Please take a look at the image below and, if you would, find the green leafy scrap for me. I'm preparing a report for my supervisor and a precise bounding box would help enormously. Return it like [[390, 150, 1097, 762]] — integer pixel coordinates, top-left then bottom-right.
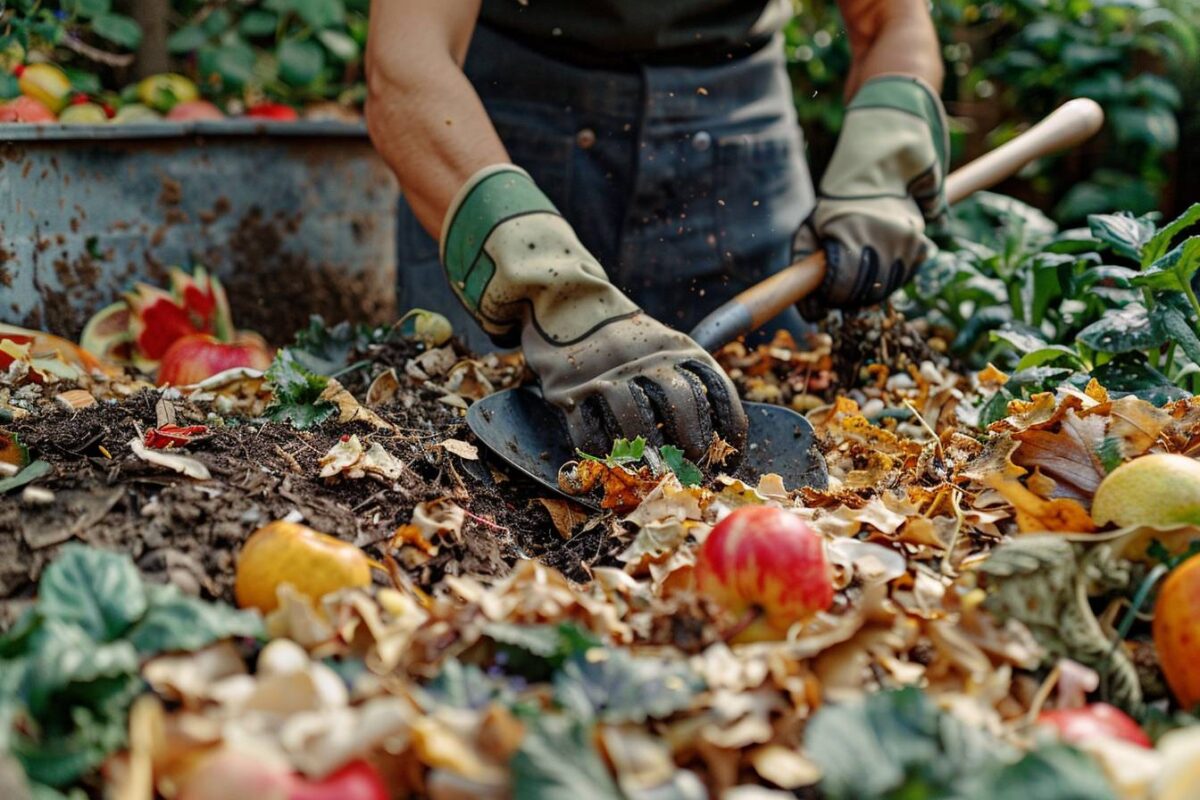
[[658, 445, 703, 487], [0, 545, 263, 788], [553, 647, 704, 724], [806, 687, 1115, 800], [577, 436, 646, 467], [290, 315, 391, 376], [264, 348, 336, 429], [510, 714, 623, 800]]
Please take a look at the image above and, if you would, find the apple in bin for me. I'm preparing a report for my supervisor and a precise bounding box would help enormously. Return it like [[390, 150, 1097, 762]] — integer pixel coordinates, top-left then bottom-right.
[[156, 333, 273, 386], [695, 506, 834, 642]]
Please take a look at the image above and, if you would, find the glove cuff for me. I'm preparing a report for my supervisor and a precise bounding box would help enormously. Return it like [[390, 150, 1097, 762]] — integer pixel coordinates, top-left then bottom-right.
[[440, 164, 560, 313]]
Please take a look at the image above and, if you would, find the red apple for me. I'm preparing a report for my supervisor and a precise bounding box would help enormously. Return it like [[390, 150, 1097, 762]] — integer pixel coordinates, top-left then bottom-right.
[[695, 506, 833, 642], [156, 332, 273, 386], [0, 95, 56, 123], [179, 750, 388, 800], [1038, 703, 1151, 748], [246, 102, 299, 121], [166, 99, 225, 121]]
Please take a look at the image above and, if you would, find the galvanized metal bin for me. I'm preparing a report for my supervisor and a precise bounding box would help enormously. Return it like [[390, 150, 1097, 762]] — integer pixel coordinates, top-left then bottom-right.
[[0, 120, 398, 343]]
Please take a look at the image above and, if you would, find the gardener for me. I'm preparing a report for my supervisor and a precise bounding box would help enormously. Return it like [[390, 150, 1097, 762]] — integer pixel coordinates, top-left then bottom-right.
[[365, 0, 946, 461]]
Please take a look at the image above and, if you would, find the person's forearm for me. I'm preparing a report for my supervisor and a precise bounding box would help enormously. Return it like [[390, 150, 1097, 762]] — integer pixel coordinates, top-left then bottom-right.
[[837, 0, 943, 98], [365, 0, 508, 238]]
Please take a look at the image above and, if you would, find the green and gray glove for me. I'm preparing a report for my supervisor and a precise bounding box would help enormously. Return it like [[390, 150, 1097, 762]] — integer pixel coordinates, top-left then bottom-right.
[[794, 74, 949, 317], [440, 165, 747, 460]]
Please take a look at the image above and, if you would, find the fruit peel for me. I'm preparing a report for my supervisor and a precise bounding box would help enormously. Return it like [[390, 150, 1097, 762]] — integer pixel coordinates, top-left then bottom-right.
[[1154, 554, 1200, 710], [1093, 454, 1200, 528], [157, 333, 274, 387], [18, 63, 71, 113]]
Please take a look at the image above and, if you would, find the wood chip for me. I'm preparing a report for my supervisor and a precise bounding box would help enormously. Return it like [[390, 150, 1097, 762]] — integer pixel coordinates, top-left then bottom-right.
[[55, 389, 96, 411]]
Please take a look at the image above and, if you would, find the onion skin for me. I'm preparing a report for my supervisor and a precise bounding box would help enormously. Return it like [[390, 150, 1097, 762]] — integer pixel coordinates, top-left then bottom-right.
[[694, 506, 833, 642]]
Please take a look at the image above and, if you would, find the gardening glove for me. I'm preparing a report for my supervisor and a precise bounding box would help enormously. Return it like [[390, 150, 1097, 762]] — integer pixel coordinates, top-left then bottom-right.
[[440, 164, 748, 461], [794, 74, 949, 318]]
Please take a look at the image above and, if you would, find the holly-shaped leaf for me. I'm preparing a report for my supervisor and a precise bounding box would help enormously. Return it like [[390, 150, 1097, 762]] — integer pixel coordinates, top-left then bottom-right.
[[35, 545, 146, 643]]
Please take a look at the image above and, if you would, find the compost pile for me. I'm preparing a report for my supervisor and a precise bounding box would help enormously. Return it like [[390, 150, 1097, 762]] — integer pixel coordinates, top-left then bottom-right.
[[5, 272, 1200, 799]]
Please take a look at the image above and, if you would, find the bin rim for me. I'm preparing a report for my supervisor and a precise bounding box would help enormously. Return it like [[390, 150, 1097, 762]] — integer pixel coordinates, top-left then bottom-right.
[[0, 119, 368, 141]]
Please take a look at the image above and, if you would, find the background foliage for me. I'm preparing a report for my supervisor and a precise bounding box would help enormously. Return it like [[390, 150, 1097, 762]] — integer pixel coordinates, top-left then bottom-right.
[[785, 0, 1200, 221]]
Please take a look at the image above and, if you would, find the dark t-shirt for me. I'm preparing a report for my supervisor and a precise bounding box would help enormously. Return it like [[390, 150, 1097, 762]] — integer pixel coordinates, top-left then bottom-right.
[[478, 0, 793, 67]]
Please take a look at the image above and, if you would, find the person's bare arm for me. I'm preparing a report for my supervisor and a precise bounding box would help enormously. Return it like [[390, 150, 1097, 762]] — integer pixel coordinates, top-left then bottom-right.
[[365, 0, 509, 237], [837, 0, 943, 98]]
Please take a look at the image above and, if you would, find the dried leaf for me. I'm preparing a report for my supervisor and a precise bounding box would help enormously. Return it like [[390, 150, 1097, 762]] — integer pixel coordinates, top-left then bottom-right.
[[538, 498, 587, 539], [319, 378, 394, 430], [1012, 409, 1107, 501], [439, 438, 479, 461], [366, 368, 401, 407]]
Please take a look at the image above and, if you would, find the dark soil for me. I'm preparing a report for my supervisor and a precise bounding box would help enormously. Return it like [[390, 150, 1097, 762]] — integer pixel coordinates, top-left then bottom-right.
[[0, 342, 622, 623]]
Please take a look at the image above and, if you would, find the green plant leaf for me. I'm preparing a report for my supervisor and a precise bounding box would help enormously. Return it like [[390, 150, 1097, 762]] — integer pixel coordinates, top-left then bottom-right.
[[510, 714, 623, 800], [1151, 304, 1200, 367], [264, 349, 336, 429], [90, 12, 141, 49], [1015, 346, 1085, 370], [578, 436, 646, 467], [1087, 212, 1156, 262], [239, 10, 279, 37], [212, 41, 256, 86], [1090, 353, 1188, 404], [1077, 304, 1167, 354], [0, 460, 51, 494], [1144, 203, 1200, 265], [422, 660, 514, 711], [200, 8, 233, 37], [61, 0, 110, 18], [807, 687, 1004, 800], [1110, 105, 1179, 151], [1133, 237, 1200, 293], [278, 38, 326, 86], [658, 445, 702, 486], [125, 584, 262, 655], [291, 0, 347, 29], [22, 620, 139, 719], [166, 24, 207, 53], [553, 647, 703, 724], [35, 545, 146, 643], [976, 743, 1117, 800], [317, 29, 359, 61]]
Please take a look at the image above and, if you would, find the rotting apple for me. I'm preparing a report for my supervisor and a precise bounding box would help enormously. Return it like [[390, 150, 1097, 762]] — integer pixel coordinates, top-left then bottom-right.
[[694, 506, 833, 642], [178, 750, 388, 800], [234, 520, 373, 614], [0, 95, 56, 123], [1092, 453, 1200, 528], [137, 72, 199, 112], [1038, 703, 1151, 748], [1154, 555, 1200, 710], [166, 99, 225, 121], [247, 102, 300, 121], [58, 102, 108, 125], [156, 333, 273, 386]]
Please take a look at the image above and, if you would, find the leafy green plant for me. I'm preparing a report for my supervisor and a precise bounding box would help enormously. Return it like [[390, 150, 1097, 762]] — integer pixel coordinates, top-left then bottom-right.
[[807, 687, 1117, 799], [264, 347, 336, 429], [166, 0, 368, 104], [904, 195, 1200, 424], [785, 0, 1196, 220], [0, 0, 143, 99], [0, 545, 261, 791]]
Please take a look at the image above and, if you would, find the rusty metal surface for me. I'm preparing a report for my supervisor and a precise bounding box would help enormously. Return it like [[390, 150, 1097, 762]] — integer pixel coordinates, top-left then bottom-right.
[[0, 122, 398, 343]]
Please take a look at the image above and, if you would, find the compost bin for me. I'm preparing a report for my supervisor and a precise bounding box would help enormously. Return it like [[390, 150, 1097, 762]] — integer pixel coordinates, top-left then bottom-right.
[[0, 120, 398, 343]]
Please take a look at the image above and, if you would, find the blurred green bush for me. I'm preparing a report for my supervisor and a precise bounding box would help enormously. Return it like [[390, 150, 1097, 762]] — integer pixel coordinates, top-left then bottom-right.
[[786, 0, 1200, 221]]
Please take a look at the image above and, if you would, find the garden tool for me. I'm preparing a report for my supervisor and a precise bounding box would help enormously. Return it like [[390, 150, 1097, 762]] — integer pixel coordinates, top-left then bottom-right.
[[467, 98, 1104, 507]]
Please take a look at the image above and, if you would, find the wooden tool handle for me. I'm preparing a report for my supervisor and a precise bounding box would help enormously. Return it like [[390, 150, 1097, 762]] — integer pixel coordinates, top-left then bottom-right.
[[689, 97, 1105, 351]]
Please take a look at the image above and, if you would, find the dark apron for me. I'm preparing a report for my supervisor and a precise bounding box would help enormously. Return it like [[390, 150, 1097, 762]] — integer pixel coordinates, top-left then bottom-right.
[[396, 24, 815, 351]]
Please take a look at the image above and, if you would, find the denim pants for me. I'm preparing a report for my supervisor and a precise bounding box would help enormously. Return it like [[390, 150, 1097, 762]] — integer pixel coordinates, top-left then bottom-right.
[[396, 25, 815, 352]]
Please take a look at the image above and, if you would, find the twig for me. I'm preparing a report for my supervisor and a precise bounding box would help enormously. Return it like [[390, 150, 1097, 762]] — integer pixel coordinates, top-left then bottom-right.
[[62, 35, 135, 67], [902, 398, 944, 460]]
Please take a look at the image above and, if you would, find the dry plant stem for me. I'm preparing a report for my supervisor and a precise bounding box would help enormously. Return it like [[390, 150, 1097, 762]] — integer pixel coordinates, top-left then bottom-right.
[[1026, 662, 1062, 724], [939, 488, 966, 575], [722, 606, 765, 643]]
